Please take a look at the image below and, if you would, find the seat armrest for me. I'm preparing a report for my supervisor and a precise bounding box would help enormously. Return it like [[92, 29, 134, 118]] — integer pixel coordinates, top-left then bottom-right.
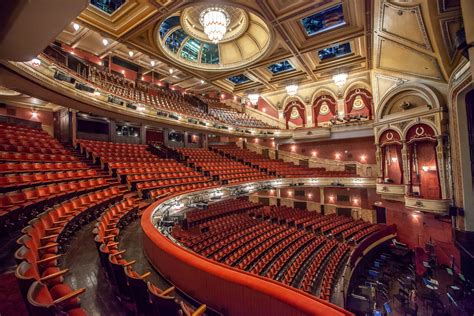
[[53, 288, 86, 305], [40, 268, 69, 282]]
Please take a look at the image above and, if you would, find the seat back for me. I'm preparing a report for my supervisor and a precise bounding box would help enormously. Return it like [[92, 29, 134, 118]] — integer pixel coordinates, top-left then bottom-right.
[[124, 267, 151, 314], [26, 281, 55, 316], [147, 282, 180, 316]]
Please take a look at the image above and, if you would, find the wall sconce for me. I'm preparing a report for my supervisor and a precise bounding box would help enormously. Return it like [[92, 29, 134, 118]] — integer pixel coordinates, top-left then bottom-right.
[[391, 157, 398, 163], [291, 145, 296, 152], [311, 151, 317, 157], [422, 166, 429, 172], [288, 190, 293, 196], [335, 153, 341, 159], [31, 109, 38, 118], [262, 108, 266, 113], [353, 198, 359, 205], [307, 193, 313, 199], [329, 195, 335, 202], [360, 155, 366, 162]]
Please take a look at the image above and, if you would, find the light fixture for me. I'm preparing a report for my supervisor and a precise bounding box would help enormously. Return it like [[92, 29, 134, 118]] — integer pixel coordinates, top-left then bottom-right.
[[353, 198, 359, 205], [329, 195, 335, 202], [307, 193, 313, 199], [335, 153, 341, 159], [102, 38, 109, 46], [98, 61, 103, 66], [150, 60, 155, 67], [391, 157, 398, 163], [422, 166, 429, 172], [360, 155, 367, 162], [121, 70, 125, 74], [30, 58, 41, 67], [128, 51, 134, 57], [93, 91, 101, 96], [169, 68, 174, 74], [291, 145, 296, 152], [31, 109, 38, 118], [199, 7, 230, 43], [285, 84, 298, 96], [262, 108, 266, 113], [248, 93, 259, 105], [141, 76, 145, 80], [137, 106, 145, 112], [332, 72, 348, 87], [200, 79, 205, 84], [73, 23, 80, 31], [311, 151, 317, 157]]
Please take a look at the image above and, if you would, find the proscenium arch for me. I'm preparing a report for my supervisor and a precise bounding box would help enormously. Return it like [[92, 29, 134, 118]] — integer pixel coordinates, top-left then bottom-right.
[[376, 83, 443, 121]]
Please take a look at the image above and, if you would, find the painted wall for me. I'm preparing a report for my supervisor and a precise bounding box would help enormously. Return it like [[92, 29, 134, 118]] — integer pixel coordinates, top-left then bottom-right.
[[279, 137, 376, 164], [0, 104, 54, 135]]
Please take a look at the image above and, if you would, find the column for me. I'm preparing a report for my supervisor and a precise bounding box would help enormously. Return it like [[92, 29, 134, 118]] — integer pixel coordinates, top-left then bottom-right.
[[305, 103, 313, 127], [320, 187, 325, 214], [436, 135, 449, 200], [375, 143, 383, 181], [140, 125, 146, 145], [401, 141, 410, 195], [184, 131, 189, 148], [109, 119, 116, 143], [70, 109, 77, 146]]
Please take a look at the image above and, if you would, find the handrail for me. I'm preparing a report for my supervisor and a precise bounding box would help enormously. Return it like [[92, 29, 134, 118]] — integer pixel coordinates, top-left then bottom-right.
[[142, 188, 354, 316]]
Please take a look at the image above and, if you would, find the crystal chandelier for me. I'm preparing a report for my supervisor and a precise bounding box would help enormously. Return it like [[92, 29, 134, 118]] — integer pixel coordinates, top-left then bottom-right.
[[248, 93, 260, 105], [285, 84, 298, 96], [332, 73, 348, 87], [199, 7, 230, 43]]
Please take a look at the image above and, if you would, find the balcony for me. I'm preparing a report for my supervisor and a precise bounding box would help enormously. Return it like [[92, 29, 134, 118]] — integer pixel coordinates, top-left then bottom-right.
[[405, 196, 450, 215], [376, 183, 405, 202]]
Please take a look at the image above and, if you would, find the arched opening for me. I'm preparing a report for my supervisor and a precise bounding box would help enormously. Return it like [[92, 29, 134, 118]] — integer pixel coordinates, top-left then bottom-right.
[[406, 123, 441, 199], [283, 100, 306, 129], [312, 94, 337, 127], [466, 90, 474, 182], [344, 88, 373, 119], [379, 129, 403, 184]]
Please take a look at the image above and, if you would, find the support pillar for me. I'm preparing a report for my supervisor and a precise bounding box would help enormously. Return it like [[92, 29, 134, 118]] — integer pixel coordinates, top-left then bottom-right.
[[70, 110, 77, 146], [436, 135, 449, 199], [401, 141, 410, 195]]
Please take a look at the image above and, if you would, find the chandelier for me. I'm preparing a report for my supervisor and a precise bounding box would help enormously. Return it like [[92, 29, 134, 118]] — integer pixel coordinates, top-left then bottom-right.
[[248, 93, 260, 105], [332, 73, 348, 87], [199, 7, 230, 43], [285, 84, 298, 96]]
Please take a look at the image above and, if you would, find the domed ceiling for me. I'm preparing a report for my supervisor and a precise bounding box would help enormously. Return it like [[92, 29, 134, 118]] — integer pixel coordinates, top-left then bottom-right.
[[156, 4, 272, 71]]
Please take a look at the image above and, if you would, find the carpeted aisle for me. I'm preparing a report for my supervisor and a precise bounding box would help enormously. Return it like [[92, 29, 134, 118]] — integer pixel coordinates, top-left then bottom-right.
[[0, 272, 29, 316]]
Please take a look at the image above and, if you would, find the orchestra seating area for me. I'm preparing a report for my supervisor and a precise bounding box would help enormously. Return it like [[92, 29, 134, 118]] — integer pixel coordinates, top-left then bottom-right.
[[171, 199, 384, 301], [211, 144, 356, 177], [176, 147, 274, 184]]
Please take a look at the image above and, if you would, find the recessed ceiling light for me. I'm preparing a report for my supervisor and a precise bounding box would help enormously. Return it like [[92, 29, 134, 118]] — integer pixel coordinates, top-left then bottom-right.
[[169, 69, 174, 74], [73, 23, 80, 31], [102, 38, 109, 46], [150, 60, 155, 66], [200, 79, 205, 84], [128, 51, 134, 57]]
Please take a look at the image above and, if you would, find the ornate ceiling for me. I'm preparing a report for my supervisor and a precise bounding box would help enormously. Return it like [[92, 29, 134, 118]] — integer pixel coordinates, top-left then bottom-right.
[[54, 0, 463, 99]]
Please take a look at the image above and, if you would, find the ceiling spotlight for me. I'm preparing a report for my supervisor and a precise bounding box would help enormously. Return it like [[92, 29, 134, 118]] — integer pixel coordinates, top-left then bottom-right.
[[150, 60, 155, 66], [121, 70, 125, 74], [200, 79, 205, 84], [141, 76, 145, 80], [73, 23, 80, 31], [169, 68, 174, 74], [248, 93, 259, 105], [332, 73, 348, 87], [199, 7, 230, 43], [102, 38, 109, 46], [285, 84, 298, 96], [128, 51, 134, 57], [262, 108, 266, 112], [98, 61, 103, 66]]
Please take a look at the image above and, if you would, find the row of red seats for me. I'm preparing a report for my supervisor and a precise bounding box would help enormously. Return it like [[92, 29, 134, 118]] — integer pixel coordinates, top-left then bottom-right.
[[0, 169, 99, 192], [93, 195, 206, 315], [0, 144, 68, 155], [319, 244, 350, 301], [262, 234, 315, 279], [299, 240, 338, 293], [185, 199, 261, 226], [0, 178, 115, 230], [0, 161, 88, 174], [137, 177, 213, 197], [149, 182, 217, 200], [246, 231, 306, 273], [222, 228, 292, 266], [0, 151, 78, 162], [14, 185, 128, 315]]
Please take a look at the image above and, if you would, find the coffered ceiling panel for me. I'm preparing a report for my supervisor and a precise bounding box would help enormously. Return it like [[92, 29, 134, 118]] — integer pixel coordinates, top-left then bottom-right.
[[377, 38, 443, 80], [380, 2, 432, 50]]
